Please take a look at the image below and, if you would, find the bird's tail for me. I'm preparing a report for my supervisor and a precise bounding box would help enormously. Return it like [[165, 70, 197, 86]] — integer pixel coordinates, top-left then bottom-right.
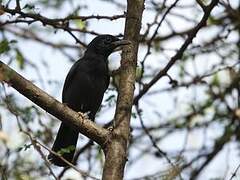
[[48, 123, 78, 167]]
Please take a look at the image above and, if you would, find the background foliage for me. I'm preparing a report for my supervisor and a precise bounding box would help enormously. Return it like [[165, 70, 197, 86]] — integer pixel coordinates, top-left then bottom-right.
[[0, 0, 240, 179]]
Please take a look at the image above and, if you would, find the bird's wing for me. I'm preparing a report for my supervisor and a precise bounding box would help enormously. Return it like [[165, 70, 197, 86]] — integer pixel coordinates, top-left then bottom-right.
[[62, 60, 84, 102]]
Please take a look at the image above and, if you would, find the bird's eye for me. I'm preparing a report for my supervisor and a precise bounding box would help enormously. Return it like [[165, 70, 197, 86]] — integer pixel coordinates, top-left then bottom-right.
[[104, 37, 112, 44]]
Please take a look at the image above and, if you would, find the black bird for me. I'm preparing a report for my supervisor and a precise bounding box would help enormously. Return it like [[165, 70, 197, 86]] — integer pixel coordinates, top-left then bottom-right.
[[48, 35, 130, 167]]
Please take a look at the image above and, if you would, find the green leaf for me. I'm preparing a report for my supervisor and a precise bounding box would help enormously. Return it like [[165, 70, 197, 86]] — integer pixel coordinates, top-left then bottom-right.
[[57, 145, 75, 155], [24, 144, 32, 151], [17, 143, 33, 152], [23, 4, 36, 10], [211, 74, 219, 86], [105, 94, 115, 102], [136, 66, 143, 82], [96, 146, 103, 160], [153, 41, 161, 51], [74, 20, 86, 30], [207, 16, 222, 25], [16, 49, 25, 69], [131, 112, 137, 118], [20, 106, 35, 123], [0, 39, 10, 54]]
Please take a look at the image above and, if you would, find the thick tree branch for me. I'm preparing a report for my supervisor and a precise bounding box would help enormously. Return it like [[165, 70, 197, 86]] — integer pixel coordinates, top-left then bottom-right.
[[0, 61, 108, 146], [102, 0, 145, 180]]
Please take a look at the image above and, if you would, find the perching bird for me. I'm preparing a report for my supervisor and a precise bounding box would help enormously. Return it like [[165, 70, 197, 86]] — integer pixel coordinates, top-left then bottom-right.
[[48, 35, 130, 167]]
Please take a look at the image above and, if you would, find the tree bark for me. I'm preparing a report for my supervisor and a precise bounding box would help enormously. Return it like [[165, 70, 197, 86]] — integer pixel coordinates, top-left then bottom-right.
[[102, 1, 145, 180]]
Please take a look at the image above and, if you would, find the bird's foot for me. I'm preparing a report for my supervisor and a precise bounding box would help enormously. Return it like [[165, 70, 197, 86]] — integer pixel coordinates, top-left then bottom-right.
[[77, 111, 90, 119]]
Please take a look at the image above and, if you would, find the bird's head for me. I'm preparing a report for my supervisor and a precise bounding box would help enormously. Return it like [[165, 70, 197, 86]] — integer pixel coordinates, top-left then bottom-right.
[[86, 35, 130, 57]]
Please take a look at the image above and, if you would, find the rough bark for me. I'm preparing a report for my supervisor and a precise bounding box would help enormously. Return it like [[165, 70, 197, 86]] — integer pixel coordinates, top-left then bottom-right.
[[101, 1, 145, 180]]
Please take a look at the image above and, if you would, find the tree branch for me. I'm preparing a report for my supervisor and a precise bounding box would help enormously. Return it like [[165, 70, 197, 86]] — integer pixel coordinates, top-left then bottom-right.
[[101, 0, 145, 179], [133, 0, 219, 105], [0, 61, 108, 146]]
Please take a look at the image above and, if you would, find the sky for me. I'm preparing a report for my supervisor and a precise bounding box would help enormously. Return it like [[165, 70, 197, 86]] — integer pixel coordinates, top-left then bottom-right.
[[1, 0, 240, 179]]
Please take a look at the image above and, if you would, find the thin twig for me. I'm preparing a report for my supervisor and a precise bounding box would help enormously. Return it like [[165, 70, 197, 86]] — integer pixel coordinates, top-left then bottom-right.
[[134, 0, 219, 105], [135, 105, 183, 180], [229, 163, 240, 180]]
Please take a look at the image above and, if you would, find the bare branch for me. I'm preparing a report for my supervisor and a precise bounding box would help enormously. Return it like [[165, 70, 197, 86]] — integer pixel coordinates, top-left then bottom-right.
[[229, 163, 240, 180], [196, 0, 207, 11], [134, 0, 220, 105]]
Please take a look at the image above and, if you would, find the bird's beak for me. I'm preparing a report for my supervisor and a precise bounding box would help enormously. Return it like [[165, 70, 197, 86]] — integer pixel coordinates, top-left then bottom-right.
[[112, 40, 131, 51]]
